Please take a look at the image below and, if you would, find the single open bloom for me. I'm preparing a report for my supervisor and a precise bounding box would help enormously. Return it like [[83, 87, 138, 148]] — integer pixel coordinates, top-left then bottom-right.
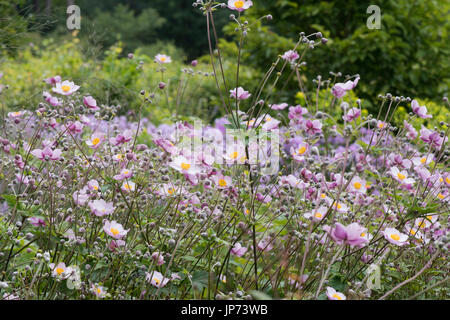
[[305, 206, 328, 221], [121, 180, 136, 192], [103, 220, 128, 239], [231, 242, 247, 257], [342, 107, 361, 122], [211, 174, 233, 189], [155, 53, 171, 64], [31, 146, 62, 161], [281, 50, 299, 62], [170, 155, 201, 175], [49, 262, 72, 279], [382, 227, 408, 246], [224, 141, 247, 164], [91, 284, 107, 298], [323, 222, 368, 246], [390, 166, 415, 185], [326, 287, 346, 300], [52, 80, 80, 95], [85, 132, 104, 149], [303, 119, 322, 135], [146, 271, 170, 288], [89, 199, 114, 217], [228, 0, 253, 12]]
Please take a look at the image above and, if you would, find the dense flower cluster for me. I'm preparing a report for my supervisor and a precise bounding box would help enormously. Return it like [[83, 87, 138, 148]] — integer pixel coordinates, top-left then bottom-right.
[[0, 2, 448, 301]]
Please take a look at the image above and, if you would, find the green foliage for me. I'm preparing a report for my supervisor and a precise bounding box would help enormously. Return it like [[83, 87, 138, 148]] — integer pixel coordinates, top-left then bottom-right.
[[84, 4, 166, 55], [224, 0, 450, 113], [0, 35, 234, 124], [392, 98, 450, 129], [0, 0, 28, 57]]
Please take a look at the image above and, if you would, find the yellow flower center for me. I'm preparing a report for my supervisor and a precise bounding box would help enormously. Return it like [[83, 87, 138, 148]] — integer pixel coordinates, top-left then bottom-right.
[[245, 209, 250, 214], [420, 157, 426, 164], [446, 177, 450, 184], [62, 85, 71, 92], [56, 268, 64, 275], [123, 171, 129, 175], [124, 184, 132, 190], [97, 288, 102, 294], [354, 182, 362, 189], [230, 151, 238, 159], [437, 193, 444, 199], [110, 228, 119, 236], [93, 186, 98, 190], [390, 234, 400, 241], [410, 229, 416, 235], [397, 173, 406, 180], [160, 57, 166, 62], [360, 233, 366, 237], [332, 293, 342, 300], [92, 137, 100, 145], [116, 154, 123, 159], [321, 193, 326, 199], [234, 0, 244, 8], [14, 112, 21, 116], [314, 212, 322, 218], [181, 162, 191, 170], [298, 146, 306, 155], [218, 179, 227, 187], [266, 117, 272, 122], [168, 188, 175, 194], [378, 122, 384, 128], [154, 278, 160, 285], [418, 221, 427, 229]]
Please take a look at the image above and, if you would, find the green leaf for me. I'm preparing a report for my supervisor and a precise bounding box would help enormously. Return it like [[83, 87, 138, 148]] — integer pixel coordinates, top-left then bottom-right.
[[249, 290, 272, 300]]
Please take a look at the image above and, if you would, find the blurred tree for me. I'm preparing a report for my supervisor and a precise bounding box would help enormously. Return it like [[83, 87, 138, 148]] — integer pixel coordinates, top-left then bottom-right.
[[223, 0, 450, 110], [83, 4, 166, 54], [0, 0, 28, 57], [148, 0, 229, 60]]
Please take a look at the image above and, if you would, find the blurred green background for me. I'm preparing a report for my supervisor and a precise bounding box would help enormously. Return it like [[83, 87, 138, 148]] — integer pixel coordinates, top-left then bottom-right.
[[0, 0, 449, 125]]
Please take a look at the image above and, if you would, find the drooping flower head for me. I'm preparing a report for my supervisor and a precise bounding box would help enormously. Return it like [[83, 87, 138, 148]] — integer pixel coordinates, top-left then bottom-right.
[[31, 146, 62, 161], [231, 242, 247, 257], [411, 99, 432, 119], [230, 87, 251, 100], [323, 222, 368, 247], [331, 77, 359, 98], [83, 96, 99, 110]]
